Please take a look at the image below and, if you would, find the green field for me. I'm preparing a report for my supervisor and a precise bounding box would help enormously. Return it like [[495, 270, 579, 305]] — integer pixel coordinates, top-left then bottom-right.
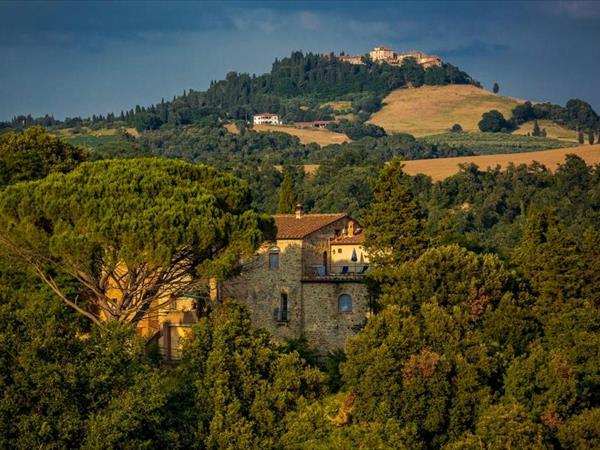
[[62, 133, 126, 148], [419, 132, 576, 155], [59, 132, 138, 159]]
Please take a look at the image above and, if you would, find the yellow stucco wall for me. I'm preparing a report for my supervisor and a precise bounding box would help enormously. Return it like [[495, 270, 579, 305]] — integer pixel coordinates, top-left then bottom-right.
[[330, 244, 369, 274]]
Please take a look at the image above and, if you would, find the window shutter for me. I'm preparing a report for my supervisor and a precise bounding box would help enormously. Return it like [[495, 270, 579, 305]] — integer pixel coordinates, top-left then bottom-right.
[[273, 307, 280, 321]]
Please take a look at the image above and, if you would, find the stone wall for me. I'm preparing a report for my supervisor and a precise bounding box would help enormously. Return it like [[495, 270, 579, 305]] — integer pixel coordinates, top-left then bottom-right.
[[222, 239, 305, 341], [302, 281, 369, 351]]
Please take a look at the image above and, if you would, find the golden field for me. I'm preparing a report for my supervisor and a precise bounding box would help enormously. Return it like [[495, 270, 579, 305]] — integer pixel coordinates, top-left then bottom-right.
[[253, 124, 351, 146], [402, 144, 600, 181], [368, 85, 523, 136], [321, 100, 352, 111]]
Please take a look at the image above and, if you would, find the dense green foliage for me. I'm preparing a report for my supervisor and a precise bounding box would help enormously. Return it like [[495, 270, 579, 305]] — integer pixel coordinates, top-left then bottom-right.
[[0, 127, 88, 187], [511, 99, 600, 132], [136, 125, 310, 166], [326, 118, 386, 140], [362, 158, 426, 267], [478, 110, 514, 132], [419, 154, 600, 257], [175, 302, 325, 448], [0, 158, 273, 325], [0, 264, 322, 449]]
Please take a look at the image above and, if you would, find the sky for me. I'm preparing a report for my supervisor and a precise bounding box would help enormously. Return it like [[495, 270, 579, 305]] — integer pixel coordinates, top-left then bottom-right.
[[1, 0, 600, 121]]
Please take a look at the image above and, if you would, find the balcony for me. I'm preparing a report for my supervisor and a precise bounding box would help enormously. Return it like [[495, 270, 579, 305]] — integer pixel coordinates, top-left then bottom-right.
[[302, 264, 369, 282]]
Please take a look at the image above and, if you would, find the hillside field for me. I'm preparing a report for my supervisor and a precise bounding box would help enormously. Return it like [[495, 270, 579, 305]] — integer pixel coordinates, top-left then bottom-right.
[[253, 124, 351, 146], [320, 100, 352, 111], [512, 119, 577, 142], [224, 123, 240, 134], [420, 132, 575, 155], [55, 127, 139, 138], [368, 85, 523, 136], [402, 144, 600, 180]]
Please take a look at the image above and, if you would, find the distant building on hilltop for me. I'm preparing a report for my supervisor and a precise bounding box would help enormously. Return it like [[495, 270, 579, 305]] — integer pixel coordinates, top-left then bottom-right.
[[370, 46, 395, 62], [338, 46, 442, 68], [253, 113, 281, 125], [338, 54, 364, 65]]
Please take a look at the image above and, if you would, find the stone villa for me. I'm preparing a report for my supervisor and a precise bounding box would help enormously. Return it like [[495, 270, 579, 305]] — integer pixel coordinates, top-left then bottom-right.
[[136, 206, 370, 359], [223, 205, 371, 351], [339, 46, 442, 68]]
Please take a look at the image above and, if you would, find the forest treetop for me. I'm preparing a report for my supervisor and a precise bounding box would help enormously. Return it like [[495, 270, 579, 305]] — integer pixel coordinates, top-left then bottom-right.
[[0, 157, 274, 325]]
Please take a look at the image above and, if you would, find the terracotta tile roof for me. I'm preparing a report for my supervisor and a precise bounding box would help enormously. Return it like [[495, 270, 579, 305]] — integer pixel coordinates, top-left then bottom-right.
[[332, 230, 366, 245], [273, 213, 347, 239]]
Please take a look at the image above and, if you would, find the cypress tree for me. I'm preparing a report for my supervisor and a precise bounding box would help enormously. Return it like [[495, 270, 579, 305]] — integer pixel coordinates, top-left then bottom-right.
[[277, 170, 297, 214], [588, 130, 595, 145], [362, 158, 426, 267], [532, 120, 541, 137], [578, 130, 584, 144]]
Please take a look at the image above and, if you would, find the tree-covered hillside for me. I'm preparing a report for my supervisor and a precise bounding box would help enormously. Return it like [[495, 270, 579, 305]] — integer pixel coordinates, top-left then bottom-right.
[[4, 51, 477, 132], [1, 129, 600, 448]]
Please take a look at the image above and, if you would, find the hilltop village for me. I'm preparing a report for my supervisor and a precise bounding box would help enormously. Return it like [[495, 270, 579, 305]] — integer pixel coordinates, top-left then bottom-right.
[[338, 45, 443, 68]]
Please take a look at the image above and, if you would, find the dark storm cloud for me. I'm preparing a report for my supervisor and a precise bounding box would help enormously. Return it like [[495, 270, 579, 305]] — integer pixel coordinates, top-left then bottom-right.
[[0, 1, 599, 120], [433, 41, 511, 59]]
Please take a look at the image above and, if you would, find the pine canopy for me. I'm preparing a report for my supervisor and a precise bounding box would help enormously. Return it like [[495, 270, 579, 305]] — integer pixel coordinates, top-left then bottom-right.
[[0, 158, 274, 325]]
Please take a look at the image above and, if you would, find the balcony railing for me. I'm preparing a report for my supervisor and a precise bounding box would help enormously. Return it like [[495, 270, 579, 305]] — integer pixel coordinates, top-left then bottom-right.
[[303, 264, 369, 281]]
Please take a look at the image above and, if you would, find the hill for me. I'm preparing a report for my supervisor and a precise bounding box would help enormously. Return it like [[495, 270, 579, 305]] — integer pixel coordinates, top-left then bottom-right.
[[4, 51, 477, 133], [254, 124, 350, 146], [402, 143, 600, 180], [368, 85, 523, 136]]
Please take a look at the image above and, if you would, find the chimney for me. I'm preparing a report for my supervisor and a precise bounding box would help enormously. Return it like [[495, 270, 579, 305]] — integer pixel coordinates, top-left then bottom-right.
[[348, 221, 355, 237], [295, 204, 303, 219]]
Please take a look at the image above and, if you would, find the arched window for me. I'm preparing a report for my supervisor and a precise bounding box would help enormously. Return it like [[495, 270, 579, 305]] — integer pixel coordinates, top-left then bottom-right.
[[268, 246, 280, 270], [338, 294, 353, 313]]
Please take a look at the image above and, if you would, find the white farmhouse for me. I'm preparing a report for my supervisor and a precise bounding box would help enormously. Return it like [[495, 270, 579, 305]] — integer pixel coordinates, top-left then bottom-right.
[[253, 113, 281, 125]]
